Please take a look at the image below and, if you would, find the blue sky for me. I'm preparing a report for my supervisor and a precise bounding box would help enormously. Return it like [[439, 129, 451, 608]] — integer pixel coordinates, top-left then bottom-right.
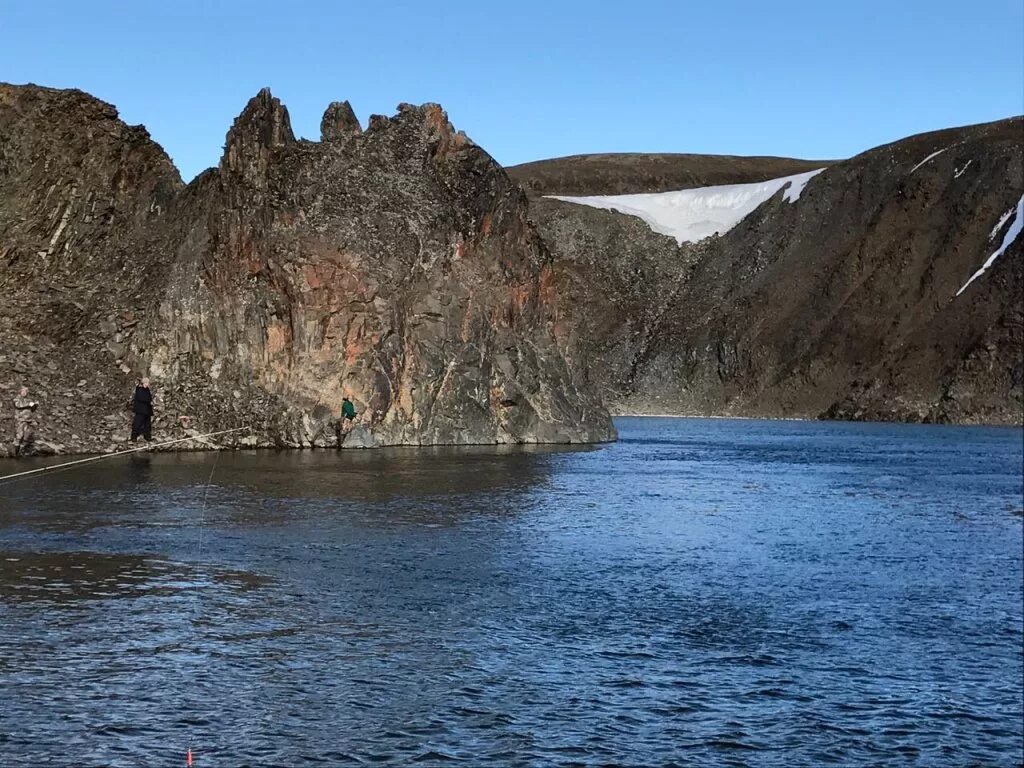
[[2, 0, 1021, 181]]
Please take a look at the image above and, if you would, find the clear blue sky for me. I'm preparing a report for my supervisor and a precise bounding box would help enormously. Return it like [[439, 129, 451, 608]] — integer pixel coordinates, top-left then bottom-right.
[[3, 0, 1021, 181]]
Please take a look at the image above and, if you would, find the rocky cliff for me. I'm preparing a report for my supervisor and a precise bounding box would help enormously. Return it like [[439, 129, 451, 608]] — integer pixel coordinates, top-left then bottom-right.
[[0, 83, 614, 454], [525, 118, 1023, 424]]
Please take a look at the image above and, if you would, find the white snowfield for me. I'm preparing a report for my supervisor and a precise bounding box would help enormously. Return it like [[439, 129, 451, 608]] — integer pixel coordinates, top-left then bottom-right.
[[954, 159, 973, 179], [548, 169, 826, 245], [989, 205, 1016, 241], [909, 148, 947, 173], [956, 194, 1024, 297]]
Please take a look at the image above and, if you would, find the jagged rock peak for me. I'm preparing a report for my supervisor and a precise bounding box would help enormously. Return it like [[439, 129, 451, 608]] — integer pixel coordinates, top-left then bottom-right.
[[372, 102, 457, 132], [385, 102, 475, 156], [396, 101, 446, 125], [221, 87, 295, 173], [320, 100, 361, 141]]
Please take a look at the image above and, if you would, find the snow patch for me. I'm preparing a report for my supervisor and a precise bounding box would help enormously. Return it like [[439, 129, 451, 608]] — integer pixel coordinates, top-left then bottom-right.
[[549, 169, 826, 245], [783, 169, 822, 202], [956, 194, 1024, 297], [909, 148, 946, 173], [989, 206, 1016, 241], [953, 160, 973, 179]]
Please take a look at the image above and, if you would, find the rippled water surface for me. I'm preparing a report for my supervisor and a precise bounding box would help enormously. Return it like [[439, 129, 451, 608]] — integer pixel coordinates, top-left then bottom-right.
[[1, 417, 1022, 766]]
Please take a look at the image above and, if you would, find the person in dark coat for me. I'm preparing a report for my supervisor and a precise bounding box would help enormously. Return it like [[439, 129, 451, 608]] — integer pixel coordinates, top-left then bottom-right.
[[131, 377, 154, 442], [13, 385, 39, 457]]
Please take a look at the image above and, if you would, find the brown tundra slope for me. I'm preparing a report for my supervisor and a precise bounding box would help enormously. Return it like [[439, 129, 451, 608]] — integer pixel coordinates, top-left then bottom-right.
[[507, 152, 829, 197], [0, 83, 614, 454], [525, 118, 1023, 424]]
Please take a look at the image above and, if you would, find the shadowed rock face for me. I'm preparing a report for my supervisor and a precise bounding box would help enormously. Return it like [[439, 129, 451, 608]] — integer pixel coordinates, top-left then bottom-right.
[[530, 117, 1024, 424], [0, 83, 614, 453]]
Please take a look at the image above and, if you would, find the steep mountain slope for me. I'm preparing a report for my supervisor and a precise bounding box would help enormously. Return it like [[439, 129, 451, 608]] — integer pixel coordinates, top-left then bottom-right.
[[507, 153, 829, 197], [0, 84, 185, 453], [534, 118, 1023, 424], [0, 84, 614, 454]]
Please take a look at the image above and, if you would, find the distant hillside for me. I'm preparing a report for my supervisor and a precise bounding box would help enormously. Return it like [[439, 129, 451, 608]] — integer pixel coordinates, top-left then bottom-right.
[[533, 117, 1024, 425], [506, 152, 830, 197]]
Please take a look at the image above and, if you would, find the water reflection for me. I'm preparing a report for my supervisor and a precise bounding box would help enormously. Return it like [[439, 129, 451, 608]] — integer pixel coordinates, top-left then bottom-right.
[[0, 445, 586, 533]]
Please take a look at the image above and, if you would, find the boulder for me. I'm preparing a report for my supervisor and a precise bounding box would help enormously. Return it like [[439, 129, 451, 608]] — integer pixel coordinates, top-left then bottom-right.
[[340, 425, 378, 449]]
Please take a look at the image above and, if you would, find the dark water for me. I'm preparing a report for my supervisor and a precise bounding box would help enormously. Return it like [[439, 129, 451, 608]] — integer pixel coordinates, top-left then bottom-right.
[[1, 418, 1021, 767]]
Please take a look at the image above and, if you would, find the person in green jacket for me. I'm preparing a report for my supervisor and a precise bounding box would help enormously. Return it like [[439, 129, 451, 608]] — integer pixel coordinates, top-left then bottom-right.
[[338, 396, 358, 441], [341, 397, 357, 422]]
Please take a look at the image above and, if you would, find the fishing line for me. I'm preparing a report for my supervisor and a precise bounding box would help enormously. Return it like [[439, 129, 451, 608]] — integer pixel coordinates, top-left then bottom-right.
[[0, 426, 248, 765], [187, 439, 223, 768], [0, 428, 247, 486]]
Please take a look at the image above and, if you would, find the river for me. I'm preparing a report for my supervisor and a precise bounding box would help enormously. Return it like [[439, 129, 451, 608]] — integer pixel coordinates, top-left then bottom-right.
[[1, 417, 1021, 766]]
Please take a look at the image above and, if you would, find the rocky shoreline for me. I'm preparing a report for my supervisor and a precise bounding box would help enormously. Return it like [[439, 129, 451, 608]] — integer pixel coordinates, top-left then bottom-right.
[[0, 415, 614, 459], [4, 406, 1018, 462], [0, 419, 374, 459]]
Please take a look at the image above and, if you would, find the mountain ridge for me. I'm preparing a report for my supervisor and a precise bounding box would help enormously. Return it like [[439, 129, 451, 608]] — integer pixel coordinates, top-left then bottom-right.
[[507, 152, 831, 197]]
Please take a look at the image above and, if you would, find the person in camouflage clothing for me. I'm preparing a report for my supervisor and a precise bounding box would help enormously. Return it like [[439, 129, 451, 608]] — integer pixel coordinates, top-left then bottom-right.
[[13, 386, 38, 457]]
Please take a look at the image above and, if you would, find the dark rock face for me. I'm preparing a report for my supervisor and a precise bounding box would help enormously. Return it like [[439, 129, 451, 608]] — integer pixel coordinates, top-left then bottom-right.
[[3, 81, 1017, 458], [0, 84, 184, 454], [0, 83, 614, 454], [529, 118, 1023, 424], [531, 197, 704, 408]]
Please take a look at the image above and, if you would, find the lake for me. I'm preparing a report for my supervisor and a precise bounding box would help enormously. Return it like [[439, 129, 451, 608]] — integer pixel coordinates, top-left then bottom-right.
[[1, 417, 1021, 766]]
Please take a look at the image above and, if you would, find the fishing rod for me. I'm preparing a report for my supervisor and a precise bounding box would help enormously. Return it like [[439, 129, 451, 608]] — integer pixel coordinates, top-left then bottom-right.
[[0, 427, 249, 485]]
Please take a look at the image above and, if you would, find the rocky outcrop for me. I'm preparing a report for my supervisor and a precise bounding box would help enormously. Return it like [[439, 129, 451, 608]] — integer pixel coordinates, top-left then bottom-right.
[[320, 101, 361, 142], [528, 118, 1023, 424], [0, 83, 614, 454]]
